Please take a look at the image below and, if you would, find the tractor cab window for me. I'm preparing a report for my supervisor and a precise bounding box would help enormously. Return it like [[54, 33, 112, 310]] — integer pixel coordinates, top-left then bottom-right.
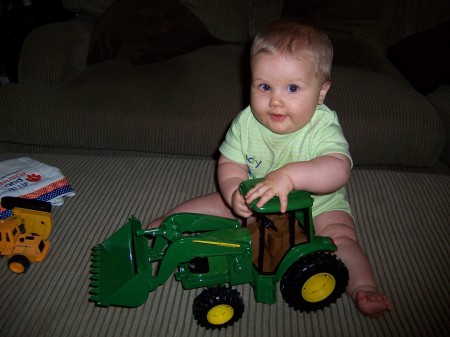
[[239, 179, 315, 274], [248, 211, 309, 274]]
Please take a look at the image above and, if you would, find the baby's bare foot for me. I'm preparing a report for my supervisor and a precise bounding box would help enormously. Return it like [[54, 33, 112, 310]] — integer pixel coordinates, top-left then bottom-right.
[[355, 290, 393, 318]]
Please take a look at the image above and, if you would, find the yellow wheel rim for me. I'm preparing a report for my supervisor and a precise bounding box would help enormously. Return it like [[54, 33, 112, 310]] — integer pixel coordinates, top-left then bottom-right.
[[9, 261, 26, 274], [302, 273, 336, 302], [207, 304, 234, 325]]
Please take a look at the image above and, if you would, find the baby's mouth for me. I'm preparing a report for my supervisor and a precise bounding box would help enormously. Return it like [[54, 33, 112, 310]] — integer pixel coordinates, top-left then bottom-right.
[[269, 113, 287, 122]]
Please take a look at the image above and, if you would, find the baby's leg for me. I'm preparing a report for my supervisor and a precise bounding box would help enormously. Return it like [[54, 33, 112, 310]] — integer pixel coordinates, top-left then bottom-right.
[[314, 210, 392, 317], [148, 192, 235, 228]]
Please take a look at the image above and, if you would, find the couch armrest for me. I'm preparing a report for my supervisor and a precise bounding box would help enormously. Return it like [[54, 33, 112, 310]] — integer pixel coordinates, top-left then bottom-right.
[[18, 15, 96, 86]]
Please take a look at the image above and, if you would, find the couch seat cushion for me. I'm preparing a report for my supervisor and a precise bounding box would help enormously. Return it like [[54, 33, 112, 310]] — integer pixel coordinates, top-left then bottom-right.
[[0, 153, 448, 337]]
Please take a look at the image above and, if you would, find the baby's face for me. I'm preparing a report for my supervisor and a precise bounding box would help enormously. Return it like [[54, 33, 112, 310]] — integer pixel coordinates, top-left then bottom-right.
[[250, 51, 330, 134]]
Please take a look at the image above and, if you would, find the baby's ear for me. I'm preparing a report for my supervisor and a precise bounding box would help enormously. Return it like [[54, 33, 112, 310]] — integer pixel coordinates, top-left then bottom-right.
[[318, 82, 331, 104]]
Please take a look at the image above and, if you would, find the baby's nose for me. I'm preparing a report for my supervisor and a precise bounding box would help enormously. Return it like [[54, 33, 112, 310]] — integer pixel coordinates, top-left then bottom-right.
[[269, 94, 283, 107]]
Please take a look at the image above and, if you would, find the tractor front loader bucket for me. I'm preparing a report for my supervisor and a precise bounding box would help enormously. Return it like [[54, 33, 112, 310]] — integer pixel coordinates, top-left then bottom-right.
[[90, 216, 153, 307]]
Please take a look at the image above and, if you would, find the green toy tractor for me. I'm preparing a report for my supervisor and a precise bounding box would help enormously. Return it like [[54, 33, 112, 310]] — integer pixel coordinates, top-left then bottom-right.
[[89, 179, 349, 329]]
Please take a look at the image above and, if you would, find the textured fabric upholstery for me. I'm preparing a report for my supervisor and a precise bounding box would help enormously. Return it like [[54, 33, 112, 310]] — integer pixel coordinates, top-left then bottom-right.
[[1, 45, 248, 157], [326, 66, 445, 167], [0, 2, 448, 335], [180, 0, 249, 42], [62, 0, 116, 17], [428, 86, 450, 165], [389, 0, 450, 44], [0, 0, 448, 167], [0, 153, 448, 337], [2, 53, 445, 167], [18, 16, 96, 86]]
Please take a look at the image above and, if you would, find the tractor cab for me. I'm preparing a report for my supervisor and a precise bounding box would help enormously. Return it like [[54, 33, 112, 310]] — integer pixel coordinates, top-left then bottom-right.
[[239, 179, 315, 274]]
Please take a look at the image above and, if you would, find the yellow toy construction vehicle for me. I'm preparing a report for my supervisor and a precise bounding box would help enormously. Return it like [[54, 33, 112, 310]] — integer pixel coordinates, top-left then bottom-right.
[[0, 197, 52, 273]]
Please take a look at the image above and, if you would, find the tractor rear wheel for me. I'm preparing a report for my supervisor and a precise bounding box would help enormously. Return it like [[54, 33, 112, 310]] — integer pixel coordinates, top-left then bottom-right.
[[193, 286, 244, 329], [280, 252, 348, 312], [8, 255, 30, 274]]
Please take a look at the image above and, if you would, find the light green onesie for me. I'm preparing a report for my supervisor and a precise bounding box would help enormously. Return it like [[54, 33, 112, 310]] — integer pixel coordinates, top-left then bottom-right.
[[219, 104, 352, 217]]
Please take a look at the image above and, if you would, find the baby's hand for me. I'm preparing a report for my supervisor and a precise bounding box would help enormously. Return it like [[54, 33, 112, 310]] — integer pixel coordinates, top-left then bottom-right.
[[231, 188, 253, 218], [245, 171, 294, 213]]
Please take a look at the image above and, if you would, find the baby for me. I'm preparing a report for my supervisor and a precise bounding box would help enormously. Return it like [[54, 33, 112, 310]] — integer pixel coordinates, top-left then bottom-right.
[[150, 18, 392, 317]]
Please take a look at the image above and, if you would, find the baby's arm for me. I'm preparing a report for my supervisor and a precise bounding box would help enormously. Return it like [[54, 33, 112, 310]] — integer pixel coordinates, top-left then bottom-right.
[[246, 153, 351, 212], [217, 155, 253, 218]]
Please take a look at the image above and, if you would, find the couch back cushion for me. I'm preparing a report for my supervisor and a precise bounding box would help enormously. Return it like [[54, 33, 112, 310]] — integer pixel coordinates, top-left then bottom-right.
[[180, 0, 248, 42], [247, 0, 284, 38], [63, 0, 116, 17], [389, 0, 450, 45], [64, 0, 249, 43], [87, 0, 220, 65], [282, 0, 398, 69], [325, 66, 445, 167]]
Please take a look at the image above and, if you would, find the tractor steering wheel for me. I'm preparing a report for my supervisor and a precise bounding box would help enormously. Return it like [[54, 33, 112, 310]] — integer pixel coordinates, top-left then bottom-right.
[[258, 214, 278, 232]]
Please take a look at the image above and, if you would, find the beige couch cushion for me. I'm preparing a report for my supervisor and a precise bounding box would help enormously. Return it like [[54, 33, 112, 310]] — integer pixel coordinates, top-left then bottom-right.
[[1, 50, 445, 167], [1, 45, 248, 158], [0, 153, 448, 337]]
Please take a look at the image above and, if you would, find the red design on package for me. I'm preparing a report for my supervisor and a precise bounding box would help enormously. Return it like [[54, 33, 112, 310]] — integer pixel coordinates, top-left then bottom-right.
[[26, 173, 42, 182]]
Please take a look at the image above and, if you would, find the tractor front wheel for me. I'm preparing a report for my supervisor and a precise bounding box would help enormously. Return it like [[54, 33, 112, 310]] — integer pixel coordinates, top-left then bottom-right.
[[280, 252, 348, 312], [193, 286, 244, 329]]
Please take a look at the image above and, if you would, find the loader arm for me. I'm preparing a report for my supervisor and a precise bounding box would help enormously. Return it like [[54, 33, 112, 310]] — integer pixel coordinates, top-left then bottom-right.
[[136, 213, 240, 243], [90, 215, 248, 308], [158, 212, 241, 232], [147, 227, 252, 288], [137, 213, 242, 261]]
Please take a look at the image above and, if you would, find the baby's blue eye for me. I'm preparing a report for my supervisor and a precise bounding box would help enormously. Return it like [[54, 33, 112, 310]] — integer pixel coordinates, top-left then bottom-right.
[[259, 83, 271, 92], [287, 84, 299, 93]]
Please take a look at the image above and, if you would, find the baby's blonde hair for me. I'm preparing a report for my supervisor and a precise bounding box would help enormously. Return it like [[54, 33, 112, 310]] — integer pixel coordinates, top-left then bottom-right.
[[251, 19, 333, 83]]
